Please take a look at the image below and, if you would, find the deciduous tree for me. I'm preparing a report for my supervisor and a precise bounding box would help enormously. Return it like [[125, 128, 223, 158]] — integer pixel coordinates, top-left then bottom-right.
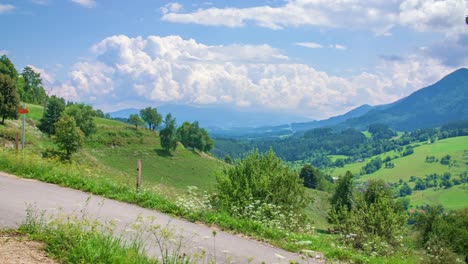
[[159, 113, 177, 152], [54, 114, 84, 160], [38, 95, 65, 134], [0, 55, 18, 80], [0, 74, 20, 124], [19, 66, 47, 105], [64, 104, 96, 136], [140, 107, 162, 131], [128, 114, 145, 129]]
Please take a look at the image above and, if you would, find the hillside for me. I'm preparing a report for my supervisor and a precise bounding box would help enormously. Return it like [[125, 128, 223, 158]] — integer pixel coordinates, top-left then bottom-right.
[[338, 68, 468, 131], [291, 104, 375, 132], [87, 118, 225, 190], [0, 103, 333, 232], [1, 105, 225, 191], [330, 136, 468, 209]]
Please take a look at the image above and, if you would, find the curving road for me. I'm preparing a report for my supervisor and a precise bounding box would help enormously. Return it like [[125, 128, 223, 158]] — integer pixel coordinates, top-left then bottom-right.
[[0, 172, 322, 264]]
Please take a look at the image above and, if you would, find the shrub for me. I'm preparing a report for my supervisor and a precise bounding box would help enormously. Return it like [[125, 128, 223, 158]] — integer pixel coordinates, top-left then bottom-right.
[[214, 149, 308, 230], [415, 205, 468, 261], [329, 180, 408, 255]]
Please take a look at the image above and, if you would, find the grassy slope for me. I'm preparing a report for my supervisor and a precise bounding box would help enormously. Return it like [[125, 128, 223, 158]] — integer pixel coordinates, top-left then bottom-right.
[[331, 137, 468, 182], [88, 117, 225, 190], [409, 185, 468, 210], [361, 136, 468, 183], [329, 137, 468, 209]]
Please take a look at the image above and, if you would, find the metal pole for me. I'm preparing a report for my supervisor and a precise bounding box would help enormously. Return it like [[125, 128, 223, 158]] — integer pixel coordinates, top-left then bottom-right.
[[21, 102, 25, 150]]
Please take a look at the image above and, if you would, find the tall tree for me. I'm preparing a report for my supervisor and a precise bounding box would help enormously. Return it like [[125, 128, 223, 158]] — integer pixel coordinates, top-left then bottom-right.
[[0, 55, 18, 80], [200, 128, 213, 152], [38, 95, 66, 134], [0, 74, 20, 124], [159, 113, 177, 152], [140, 107, 162, 131], [177, 121, 192, 147], [299, 164, 322, 189], [128, 114, 145, 129], [330, 171, 354, 212], [176, 121, 214, 152], [20, 66, 47, 105], [64, 104, 97, 136], [54, 114, 84, 160]]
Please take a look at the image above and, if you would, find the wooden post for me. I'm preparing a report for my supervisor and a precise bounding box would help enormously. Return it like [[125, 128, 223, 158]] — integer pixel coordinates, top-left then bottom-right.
[[136, 160, 142, 192], [15, 131, 19, 153]]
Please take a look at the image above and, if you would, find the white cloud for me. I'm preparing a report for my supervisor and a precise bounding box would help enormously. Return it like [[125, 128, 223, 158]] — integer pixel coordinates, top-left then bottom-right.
[[295, 42, 323, 49], [55, 35, 457, 118], [161, 0, 464, 36], [0, 4, 14, 14], [333, 44, 347, 50], [27, 64, 55, 84], [399, 0, 466, 36], [0, 49, 8, 55], [160, 2, 183, 14], [71, 0, 96, 8]]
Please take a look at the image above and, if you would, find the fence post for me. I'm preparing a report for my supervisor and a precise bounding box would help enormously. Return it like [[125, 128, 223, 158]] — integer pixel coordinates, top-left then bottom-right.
[[136, 160, 142, 192], [15, 131, 19, 153]]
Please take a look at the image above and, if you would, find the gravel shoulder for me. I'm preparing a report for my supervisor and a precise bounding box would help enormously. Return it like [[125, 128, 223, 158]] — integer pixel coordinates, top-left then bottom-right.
[[0, 232, 57, 264]]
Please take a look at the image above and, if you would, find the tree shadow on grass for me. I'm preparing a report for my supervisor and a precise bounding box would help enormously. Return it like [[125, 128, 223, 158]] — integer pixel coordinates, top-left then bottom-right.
[[155, 148, 172, 157]]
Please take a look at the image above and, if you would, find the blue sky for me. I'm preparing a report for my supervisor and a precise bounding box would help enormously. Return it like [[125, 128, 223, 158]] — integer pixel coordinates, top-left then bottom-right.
[[1, 0, 467, 119]]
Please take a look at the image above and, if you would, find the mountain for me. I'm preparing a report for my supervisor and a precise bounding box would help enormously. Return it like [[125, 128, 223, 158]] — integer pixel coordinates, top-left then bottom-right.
[[108, 104, 312, 129], [108, 68, 468, 134], [291, 104, 376, 132], [337, 68, 468, 131]]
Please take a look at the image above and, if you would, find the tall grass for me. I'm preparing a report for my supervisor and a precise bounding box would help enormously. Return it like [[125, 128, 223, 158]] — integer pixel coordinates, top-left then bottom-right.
[[19, 206, 198, 264]]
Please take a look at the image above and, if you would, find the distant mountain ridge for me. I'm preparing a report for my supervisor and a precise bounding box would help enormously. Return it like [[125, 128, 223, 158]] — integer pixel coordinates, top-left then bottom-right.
[[336, 68, 468, 131], [108, 105, 312, 129], [109, 68, 468, 135]]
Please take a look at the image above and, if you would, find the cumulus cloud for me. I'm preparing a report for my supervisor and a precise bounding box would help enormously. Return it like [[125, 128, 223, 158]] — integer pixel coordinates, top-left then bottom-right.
[[71, 0, 96, 8], [422, 33, 468, 67], [399, 0, 466, 36], [161, 0, 464, 36], [27, 64, 55, 85], [0, 4, 14, 14], [160, 2, 183, 14], [47, 35, 458, 119]]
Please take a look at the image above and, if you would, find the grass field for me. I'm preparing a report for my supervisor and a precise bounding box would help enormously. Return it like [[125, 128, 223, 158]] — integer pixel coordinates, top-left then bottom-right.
[[409, 185, 468, 210], [86, 117, 225, 190], [361, 136, 468, 183], [328, 137, 468, 209], [331, 137, 468, 183]]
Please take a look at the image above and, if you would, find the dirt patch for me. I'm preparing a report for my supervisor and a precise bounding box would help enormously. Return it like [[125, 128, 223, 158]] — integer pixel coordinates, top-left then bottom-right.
[[0, 234, 58, 264]]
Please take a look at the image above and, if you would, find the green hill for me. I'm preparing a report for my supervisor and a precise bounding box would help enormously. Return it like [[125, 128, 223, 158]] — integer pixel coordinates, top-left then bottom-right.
[[338, 68, 468, 131], [88, 117, 224, 190], [330, 136, 468, 208]]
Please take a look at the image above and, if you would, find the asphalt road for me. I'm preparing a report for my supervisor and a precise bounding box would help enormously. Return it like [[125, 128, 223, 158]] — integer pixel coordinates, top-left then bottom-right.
[[0, 172, 321, 263]]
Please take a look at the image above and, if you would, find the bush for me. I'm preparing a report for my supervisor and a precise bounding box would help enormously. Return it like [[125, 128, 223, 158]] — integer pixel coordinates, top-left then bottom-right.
[[415, 206, 468, 261], [329, 180, 408, 255], [214, 149, 308, 230]]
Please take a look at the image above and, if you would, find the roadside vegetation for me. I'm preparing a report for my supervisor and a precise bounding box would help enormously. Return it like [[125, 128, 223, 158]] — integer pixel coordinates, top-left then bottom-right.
[[1, 54, 467, 263]]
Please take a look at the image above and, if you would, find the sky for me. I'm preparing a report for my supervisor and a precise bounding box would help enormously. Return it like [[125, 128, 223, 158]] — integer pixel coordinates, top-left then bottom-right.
[[0, 0, 467, 119]]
